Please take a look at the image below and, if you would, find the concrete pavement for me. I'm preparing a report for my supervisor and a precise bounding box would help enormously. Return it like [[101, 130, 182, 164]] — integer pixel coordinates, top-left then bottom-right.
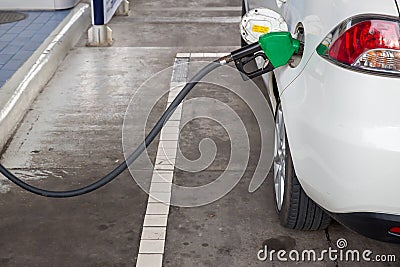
[[0, 0, 399, 266]]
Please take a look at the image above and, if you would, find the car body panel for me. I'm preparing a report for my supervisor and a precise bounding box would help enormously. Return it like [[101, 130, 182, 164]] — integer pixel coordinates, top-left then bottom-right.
[[246, 1, 400, 215], [281, 53, 400, 215]]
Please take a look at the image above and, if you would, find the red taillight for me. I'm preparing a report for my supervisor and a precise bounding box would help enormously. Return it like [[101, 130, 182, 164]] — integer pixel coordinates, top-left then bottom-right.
[[318, 17, 400, 75], [329, 20, 400, 65], [389, 227, 400, 235]]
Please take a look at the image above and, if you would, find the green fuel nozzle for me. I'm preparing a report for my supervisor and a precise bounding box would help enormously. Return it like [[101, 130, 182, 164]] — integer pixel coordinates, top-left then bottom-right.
[[258, 31, 301, 68], [228, 31, 302, 79]]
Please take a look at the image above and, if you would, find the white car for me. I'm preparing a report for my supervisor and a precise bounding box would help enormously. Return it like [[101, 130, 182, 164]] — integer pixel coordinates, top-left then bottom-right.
[[244, 0, 400, 243]]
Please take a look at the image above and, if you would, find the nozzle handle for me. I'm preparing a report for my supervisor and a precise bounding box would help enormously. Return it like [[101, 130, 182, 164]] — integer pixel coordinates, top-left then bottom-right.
[[231, 43, 275, 80], [231, 42, 263, 62]]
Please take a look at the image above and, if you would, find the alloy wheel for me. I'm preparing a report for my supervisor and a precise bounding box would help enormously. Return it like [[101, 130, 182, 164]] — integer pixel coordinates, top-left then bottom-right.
[[274, 104, 286, 211]]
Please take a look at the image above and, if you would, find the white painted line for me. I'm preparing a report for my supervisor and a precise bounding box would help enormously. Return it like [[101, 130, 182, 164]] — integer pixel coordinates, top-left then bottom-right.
[[150, 183, 172, 193], [170, 82, 186, 87], [155, 158, 176, 166], [137, 55, 189, 267], [139, 240, 165, 254], [141, 227, 167, 240], [189, 52, 230, 58], [151, 171, 173, 183], [215, 53, 230, 58], [164, 121, 180, 127], [160, 126, 180, 135], [166, 112, 181, 121], [176, 53, 190, 58], [143, 215, 169, 227], [158, 140, 179, 149], [167, 92, 183, 99], [203, 52, 218, 58], [159, 132, 179, 141], [137, 254, 163, 267], [146, 203, 170, 215], [139, 7, 241, 12], [155, 155, 176, 164], [154, 164, 174, 171], [157, 148, 178, 158], [129, 17, 241, 23], [149, 193, 171, 204], [190, 53, 204, 58], [137, 53, 231, 266]]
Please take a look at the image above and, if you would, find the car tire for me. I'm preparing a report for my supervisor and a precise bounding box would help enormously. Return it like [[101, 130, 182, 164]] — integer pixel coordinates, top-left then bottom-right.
[[273, 103, 331, 230], [241, 0, 248, 47]]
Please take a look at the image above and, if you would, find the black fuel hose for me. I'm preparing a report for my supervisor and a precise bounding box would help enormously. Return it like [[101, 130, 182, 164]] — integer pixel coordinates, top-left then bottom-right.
[[0, 59, 226, 198]]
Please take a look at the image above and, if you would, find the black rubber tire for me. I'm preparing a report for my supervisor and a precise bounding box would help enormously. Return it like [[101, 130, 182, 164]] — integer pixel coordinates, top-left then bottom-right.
[[273, 105, 331, 230], [240, 0, 248, 47]]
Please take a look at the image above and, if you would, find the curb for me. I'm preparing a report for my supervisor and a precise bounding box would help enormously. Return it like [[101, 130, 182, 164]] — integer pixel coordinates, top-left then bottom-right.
[[0, 3, 91, 152]]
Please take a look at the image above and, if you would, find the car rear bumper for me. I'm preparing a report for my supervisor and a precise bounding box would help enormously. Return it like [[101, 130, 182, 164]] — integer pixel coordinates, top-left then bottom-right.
[[329, 212, 400, 243], [280, 52, 400, 215]]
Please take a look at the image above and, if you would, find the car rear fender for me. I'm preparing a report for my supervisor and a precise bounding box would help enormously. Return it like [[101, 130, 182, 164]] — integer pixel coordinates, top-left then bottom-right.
[[271, 0, 399, 94]]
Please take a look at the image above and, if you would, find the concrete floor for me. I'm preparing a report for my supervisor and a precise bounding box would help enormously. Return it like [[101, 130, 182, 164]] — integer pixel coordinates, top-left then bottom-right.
[[0, 0, 399, 266]]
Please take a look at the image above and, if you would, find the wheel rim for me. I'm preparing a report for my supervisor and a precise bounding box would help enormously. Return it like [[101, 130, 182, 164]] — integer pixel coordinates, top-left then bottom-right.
[[274, 104, 286, 211]]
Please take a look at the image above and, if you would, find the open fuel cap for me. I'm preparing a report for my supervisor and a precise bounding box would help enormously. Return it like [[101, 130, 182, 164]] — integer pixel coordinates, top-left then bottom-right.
[[240, 8, 288, 44]]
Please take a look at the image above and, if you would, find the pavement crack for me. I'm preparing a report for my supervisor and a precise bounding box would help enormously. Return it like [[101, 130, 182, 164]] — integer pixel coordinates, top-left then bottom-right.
[[17, 114, 40, 151], [325, 228, 339, 267]]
